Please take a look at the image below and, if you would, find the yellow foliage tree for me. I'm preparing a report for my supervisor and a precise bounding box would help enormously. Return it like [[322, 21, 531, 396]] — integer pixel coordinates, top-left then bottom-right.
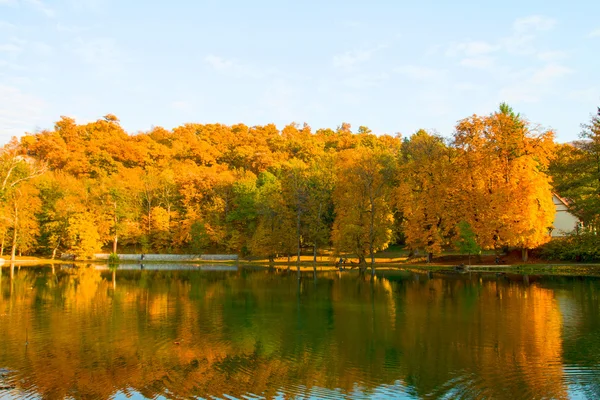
[[453, 104, 555, 260], [398, 130, 456, 261], [332, 147, 395, 272]]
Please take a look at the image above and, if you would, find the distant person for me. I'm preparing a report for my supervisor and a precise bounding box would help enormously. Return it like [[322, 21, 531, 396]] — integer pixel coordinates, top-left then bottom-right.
[[141, 254, 145, 261]]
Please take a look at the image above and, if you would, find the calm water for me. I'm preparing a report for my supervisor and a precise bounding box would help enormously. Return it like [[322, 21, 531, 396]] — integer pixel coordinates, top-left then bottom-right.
[[1, 265, 600, 399]]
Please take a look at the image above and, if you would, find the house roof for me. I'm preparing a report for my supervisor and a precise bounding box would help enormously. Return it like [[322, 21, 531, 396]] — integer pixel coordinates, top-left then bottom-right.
[[553, 192, 572, 208]]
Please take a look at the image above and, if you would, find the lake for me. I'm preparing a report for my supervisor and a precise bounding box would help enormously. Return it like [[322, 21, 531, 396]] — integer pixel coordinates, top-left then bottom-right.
[[1, 264, 599, 399]]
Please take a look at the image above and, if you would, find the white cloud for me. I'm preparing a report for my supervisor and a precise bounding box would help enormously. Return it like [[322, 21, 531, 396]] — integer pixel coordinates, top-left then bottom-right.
[[171, 101, 190, 110], [204, 54, 269, 79], [0, 21, 16, 29], [0, 43, 22, 53], [341, 72, 389, 88], [589, 29, 600, 38], [32, 41, 52, 56], [26, 0, 54, 16], [499, 86, 540, 103], [394, 65, 446, 80], [498, 15, 558, 55], [498, 63, 573, 104], [0, 0, 54, 17], [56, 23, 91, 33], [530, 63, 572, 84], [567, 88, 599, 103], [332, 44, 387, 70], [537, 50, 567, 62], [453, 82, 482, 92], [0, 84, 46, 144], [446, 40, 498, 57], [73, 38, 123, 75], [205, 54, 234, 71], [459, 57, 495, 69], [332, 49, 373, 69], [513, 15, 557, 32]]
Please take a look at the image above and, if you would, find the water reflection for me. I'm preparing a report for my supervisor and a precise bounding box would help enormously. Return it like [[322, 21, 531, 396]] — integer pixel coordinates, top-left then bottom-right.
[[0, 266, 599, 399]]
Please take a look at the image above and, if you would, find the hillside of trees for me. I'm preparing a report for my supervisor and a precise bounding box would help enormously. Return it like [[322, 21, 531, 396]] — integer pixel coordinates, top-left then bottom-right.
[[1, 104, 599, 264]]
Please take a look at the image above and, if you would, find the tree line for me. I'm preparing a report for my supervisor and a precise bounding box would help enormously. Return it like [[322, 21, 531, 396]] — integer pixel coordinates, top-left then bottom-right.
[[1, 104, 598, 265]]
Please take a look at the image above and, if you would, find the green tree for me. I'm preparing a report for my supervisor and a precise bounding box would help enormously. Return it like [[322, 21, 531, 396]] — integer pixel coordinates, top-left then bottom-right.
[[454, 221, 481, 265]]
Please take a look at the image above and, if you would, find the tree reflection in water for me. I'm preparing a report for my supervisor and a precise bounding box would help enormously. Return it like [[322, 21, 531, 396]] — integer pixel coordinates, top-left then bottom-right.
[[0, 266, 599, 399]]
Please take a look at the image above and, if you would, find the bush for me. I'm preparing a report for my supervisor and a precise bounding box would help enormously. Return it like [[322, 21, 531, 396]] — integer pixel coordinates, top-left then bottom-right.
[[108, 253, 120, 263], [539, 233, 600, 262]]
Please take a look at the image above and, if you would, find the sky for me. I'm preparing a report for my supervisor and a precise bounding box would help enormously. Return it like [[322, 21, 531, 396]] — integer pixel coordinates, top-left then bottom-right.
[[0, 0, 599, 145]]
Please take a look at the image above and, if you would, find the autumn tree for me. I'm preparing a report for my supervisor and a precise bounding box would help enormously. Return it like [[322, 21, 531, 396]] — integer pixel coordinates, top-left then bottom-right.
[[332, 147, 396, 273], [398, 130, 455, 262], [453, 103, 555, 261]]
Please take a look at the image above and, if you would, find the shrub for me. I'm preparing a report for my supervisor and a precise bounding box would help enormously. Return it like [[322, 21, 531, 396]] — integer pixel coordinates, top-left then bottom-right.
[[539, 233, 600, 262]]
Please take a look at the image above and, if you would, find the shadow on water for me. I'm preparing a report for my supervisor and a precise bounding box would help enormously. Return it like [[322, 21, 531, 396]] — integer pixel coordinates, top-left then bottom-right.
[[0, 265, 600, 399]]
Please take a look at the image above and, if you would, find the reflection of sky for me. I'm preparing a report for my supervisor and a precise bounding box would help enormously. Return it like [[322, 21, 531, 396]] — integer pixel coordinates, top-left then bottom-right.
[[94, 264, 238, 271], [111, 383, 418, 400]]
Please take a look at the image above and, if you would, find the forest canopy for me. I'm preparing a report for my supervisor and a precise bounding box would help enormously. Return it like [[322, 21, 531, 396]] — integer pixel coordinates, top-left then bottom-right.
[[1, 105, 598, 263]]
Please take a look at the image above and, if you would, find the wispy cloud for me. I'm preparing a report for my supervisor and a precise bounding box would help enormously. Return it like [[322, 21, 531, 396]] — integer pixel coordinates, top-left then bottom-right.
[[459, 57, 495, 69], [32, 41, 52, 56], [24, 0, 54, 17], [0, 21, 16, 29], [0, 0, 54, 17], [589, 28, 600, 38], [568, 88, 599, 103], [332, 49, 373, 69], [73, 38, 124, 75], [448, 14, 561, 70], [394, 65, 446, 80], [530, 63, 572, 84], [0, 43, 22, 53], [341, 72, 389, 88], [513, 15, 557, 32], [446, 40, 498, 57], [332, 44, 387, 70], [537, 50, 567, 62], [56, 23, 91, 33], [499, 63, 572, 103], [0, 84, 46, 142], [499, 86, 540, 103], [171, 101, 194, 113], [205, 54, 272, 79]]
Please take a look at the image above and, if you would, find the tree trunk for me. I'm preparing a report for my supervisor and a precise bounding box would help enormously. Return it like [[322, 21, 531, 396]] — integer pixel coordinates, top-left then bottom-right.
[[10, 202, 18, 262], [296, 208, 301, 265], [113, 200, 118, 254], [522, 248, 528, 262], [313, 201, 322, 272], [0, 229, 5, 256], [369, 196, 375, 266], [358, 254, 367, 269]]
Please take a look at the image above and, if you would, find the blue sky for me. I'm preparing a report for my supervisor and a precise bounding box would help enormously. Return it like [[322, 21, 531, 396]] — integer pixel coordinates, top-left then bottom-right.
[[0, 0, 598, 145]]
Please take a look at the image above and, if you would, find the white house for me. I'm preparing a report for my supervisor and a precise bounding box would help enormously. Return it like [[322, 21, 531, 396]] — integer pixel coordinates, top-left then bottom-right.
[[551, 193, 580, 237]]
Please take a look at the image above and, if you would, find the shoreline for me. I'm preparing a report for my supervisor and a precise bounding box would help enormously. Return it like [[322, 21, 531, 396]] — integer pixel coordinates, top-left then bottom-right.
[[3, 257, 600, 276]]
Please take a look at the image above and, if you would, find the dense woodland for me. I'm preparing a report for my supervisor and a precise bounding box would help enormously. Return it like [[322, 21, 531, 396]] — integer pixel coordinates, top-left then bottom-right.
[[1, 104, 599, 264]]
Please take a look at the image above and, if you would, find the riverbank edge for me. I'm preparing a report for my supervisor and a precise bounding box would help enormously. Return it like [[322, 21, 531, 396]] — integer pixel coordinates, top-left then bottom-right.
[[3, 257, 600, 276]]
